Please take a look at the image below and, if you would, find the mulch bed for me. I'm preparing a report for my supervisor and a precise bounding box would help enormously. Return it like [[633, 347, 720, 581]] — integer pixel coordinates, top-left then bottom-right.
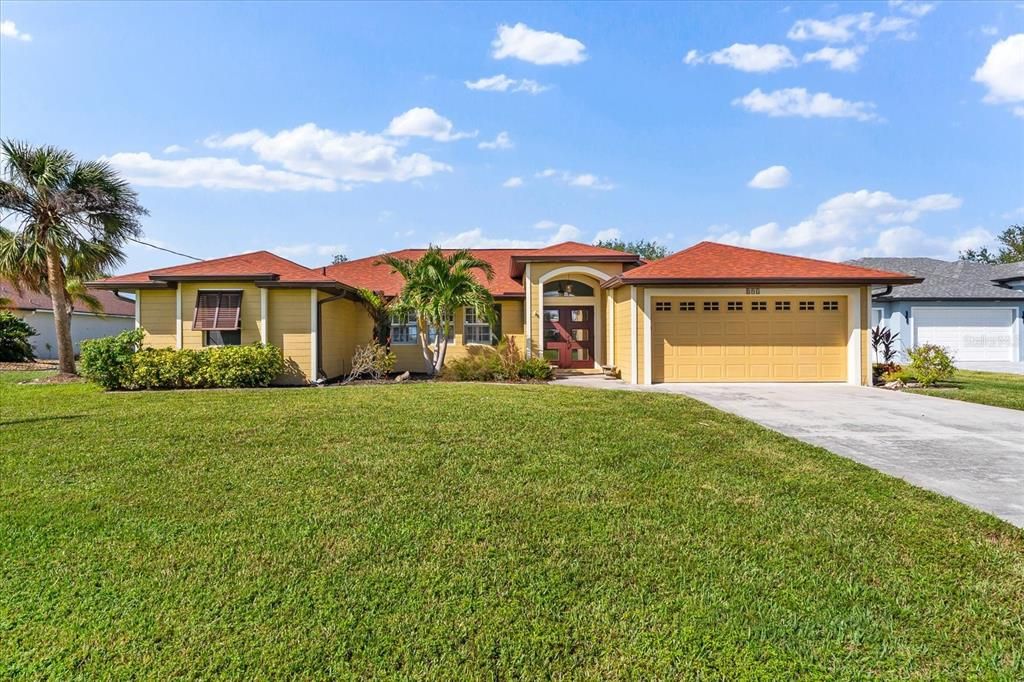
[[0, 361, 61, 372]]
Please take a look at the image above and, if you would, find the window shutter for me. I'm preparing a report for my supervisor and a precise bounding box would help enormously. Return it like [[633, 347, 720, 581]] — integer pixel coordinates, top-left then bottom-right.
[[193, 292, 243, 330]]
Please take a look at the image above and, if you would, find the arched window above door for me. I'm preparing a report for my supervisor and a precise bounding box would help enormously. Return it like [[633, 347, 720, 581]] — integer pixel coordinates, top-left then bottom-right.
[[543, 279, 595, 297]]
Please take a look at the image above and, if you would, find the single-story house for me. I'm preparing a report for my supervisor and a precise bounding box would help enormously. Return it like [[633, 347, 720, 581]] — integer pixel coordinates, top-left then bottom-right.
[[90, 241, 918, 386], [1, 281, 136, 359], [847, 258, 1024, 364]]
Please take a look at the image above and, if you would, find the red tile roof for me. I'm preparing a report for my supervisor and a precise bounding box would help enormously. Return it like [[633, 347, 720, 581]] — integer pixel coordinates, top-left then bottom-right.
[[1, 280, 135, 316], [94, 251, 338, 287], [615, 241, 922, 285], [326, 249, 531, 297]]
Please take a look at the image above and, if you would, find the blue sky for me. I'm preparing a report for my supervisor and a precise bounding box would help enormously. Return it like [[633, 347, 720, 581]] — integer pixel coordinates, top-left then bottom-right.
[[1, 1, 1022, 273]]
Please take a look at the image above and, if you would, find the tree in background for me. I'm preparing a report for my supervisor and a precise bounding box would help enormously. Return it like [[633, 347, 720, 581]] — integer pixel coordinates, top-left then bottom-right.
[[377, 247, 496, 375], [595, 238, 669, 261], [959, 225, 1024, 264], [0, 140, 147, 374], [331, 253, 349, 264]]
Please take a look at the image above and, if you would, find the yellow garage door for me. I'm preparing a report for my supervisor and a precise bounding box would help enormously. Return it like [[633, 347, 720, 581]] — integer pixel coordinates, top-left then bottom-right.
[[652, 296, 847, 382]]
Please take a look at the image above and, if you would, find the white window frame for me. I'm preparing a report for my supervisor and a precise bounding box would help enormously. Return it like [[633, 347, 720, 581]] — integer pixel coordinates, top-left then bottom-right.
[[390, 311, 418, 345], [464, 306, 498, 345]]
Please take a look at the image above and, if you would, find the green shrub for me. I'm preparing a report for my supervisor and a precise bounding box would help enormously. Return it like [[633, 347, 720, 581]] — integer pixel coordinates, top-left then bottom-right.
[[517, 357, 554, 381], [906, 344, 956, 386], [0, 311, 37, 362], [442, 350, 503, 382], [132, 348, 206, 389], [196, 344, 284, 388], [442, 337, 554, 382], [80, 328, 145, 389], [82, 331, 283, 390]]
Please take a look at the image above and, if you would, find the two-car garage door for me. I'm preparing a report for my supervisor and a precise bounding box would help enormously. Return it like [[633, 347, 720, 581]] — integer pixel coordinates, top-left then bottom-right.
[[652, 296, 848, 382], [914, 307, 1016, 362]]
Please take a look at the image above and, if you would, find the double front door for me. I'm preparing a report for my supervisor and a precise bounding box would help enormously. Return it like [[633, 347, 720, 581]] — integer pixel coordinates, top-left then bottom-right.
[[543, 306, 594, 369]]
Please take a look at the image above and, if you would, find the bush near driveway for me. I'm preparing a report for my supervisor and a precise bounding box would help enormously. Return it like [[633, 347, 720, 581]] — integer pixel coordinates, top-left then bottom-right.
[[1, 377, 1021, 678]]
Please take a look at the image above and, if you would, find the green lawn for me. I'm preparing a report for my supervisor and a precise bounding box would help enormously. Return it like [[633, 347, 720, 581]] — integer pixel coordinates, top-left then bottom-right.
[[1, 373, 1022, 678], [907, 369, 1024, 411]]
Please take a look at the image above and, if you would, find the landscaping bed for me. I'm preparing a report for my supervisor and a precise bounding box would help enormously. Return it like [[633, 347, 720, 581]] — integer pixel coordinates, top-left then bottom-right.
[[1, 373, 1021, 677]]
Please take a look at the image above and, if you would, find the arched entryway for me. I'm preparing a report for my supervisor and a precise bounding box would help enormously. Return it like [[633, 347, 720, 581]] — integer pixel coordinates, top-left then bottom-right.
[[536, 266, 611, 369]]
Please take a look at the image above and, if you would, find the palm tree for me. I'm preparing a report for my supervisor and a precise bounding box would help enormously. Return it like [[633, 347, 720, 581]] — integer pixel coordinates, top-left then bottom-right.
[[377, 247, 496, 375], [0, 140, 146, 374], [356, 287, 398, 346]]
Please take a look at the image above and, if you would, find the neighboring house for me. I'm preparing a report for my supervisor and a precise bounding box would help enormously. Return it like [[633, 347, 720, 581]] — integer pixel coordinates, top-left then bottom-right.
[[847, 258, 1024, 364], [90, 241, 917, 386], [0, 281, 136, 359]]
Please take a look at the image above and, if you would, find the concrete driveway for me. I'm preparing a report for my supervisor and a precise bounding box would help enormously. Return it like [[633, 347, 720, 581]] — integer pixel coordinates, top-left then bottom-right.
[[956, 361, 1024, 375], [555, 377, 1024, 527]]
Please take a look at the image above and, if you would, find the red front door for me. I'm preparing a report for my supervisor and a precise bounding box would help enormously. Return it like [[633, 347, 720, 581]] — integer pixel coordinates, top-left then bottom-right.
[[543, 306, 594, 369]]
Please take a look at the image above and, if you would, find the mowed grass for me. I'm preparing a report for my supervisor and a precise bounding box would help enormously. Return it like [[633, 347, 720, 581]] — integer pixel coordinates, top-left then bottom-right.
[[906, 369, 1024, 411], [1, 374, 1022, 679]]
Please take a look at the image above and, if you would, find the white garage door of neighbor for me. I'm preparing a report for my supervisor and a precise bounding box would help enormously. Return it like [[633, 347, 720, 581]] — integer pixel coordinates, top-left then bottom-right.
[[914, 307, 1016, 362]]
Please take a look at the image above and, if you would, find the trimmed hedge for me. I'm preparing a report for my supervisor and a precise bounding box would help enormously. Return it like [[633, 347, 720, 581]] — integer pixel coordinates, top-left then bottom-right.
[[81, 329, 284, 390]]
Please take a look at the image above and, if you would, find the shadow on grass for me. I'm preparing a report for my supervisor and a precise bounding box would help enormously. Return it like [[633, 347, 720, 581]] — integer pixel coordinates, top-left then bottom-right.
[[0, 414, 87, 427]]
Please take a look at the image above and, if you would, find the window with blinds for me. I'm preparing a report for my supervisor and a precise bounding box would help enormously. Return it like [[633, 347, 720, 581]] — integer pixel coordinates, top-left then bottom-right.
[[193, 291, 242, 330]]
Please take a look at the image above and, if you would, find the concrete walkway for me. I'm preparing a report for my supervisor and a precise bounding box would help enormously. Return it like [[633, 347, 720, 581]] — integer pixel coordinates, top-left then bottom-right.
[[553, 376, 1024, 527]]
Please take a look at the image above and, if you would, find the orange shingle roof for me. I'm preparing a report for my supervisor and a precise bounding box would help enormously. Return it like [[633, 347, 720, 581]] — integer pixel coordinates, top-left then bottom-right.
[[616, 242, 921, 285], [95, 251, 337, 287], [326, 249, 531, 297], [1, 280, 135, 316]]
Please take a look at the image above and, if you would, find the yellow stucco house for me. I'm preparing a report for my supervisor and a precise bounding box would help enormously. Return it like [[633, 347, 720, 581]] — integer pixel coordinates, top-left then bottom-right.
[[92, 240, 918, 386]]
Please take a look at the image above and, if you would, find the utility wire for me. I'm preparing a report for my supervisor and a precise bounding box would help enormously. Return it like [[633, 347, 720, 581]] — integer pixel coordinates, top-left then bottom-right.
[[128, 237, 202, 261]]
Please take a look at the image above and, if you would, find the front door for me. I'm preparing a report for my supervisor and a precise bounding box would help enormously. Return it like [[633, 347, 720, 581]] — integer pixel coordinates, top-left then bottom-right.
[[543, 306, 594, 369]]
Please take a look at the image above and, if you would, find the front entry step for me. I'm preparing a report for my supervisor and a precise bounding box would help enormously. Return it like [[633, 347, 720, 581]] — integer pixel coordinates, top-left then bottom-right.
[[553, 368, 604, 377]]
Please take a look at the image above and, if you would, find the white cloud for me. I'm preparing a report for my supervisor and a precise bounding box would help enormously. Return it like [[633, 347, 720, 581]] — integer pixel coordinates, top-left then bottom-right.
[[536, 168, 615, 190], [202, 123, 451, 184], [748, 165, 792, 189], [0, 20, 31, 42], [162, 144, 187, 154], [684, 43, 797, 72], [271, 243, 348, 263], [386, 107, 475, 141], [713, 189, 963, 255], [594, 228, 622, 242], [973, 34, 1024, 116], [102, 152, 341, 192], [733, 88, 879, 121], [491, 23, 587, 65], [464, 74, 550, 94], [437, 223, 581, 248], [787, 12, 916, 43], [980, 25, 999, 37], [502, 176, 524, 188], [478, 131, 513, 150], [889, 1, 935, 18], [802, 45, 867, 71]]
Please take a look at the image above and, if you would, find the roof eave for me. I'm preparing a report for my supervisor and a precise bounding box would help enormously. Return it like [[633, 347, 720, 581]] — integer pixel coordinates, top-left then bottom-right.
[[85, 280, 174, 290], [613, 276, 924, 286]]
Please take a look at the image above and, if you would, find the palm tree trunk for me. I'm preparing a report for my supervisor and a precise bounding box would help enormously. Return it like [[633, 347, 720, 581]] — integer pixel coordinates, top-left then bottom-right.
[[45, 242, 76, 374], [418, 329, 435, 375], [434, 336, 449, 374]]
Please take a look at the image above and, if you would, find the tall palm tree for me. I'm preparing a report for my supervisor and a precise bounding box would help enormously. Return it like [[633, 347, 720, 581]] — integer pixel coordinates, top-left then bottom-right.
[[377, 247, 496, 375], [0, 140, 146, 374]]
